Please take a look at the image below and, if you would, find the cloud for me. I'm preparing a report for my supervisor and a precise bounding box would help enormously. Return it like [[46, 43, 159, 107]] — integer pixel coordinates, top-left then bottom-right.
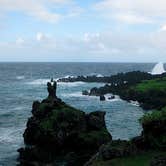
[[36, 32, 49, 42], [0, 0, 81, 23], [160, 25, 166, 31], [83, 33, 100, 42], [94, 0, 166, 24], [114, 13, 152, 24], [16, 37, 24, 45], [1, 28, 166, 62]]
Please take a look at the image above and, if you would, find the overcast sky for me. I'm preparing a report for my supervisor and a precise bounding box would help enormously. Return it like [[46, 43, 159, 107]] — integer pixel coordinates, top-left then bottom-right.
[[0, 0, 166, 62]]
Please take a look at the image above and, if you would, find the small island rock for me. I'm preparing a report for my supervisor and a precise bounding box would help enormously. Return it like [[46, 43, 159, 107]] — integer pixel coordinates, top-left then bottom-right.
[[100, 95, 106, 101]]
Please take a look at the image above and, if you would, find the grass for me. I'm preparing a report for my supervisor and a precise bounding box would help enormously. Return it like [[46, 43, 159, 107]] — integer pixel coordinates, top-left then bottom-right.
[[91, 151, 166, 166], [134, 77, 166, 92]]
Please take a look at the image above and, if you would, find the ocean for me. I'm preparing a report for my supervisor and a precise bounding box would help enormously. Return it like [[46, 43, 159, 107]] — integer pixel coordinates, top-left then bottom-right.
[[0, 62, 156, 165]]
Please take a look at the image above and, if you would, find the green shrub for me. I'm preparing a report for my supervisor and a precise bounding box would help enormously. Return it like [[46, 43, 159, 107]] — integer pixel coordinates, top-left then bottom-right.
[[140, 108, 166, 125]]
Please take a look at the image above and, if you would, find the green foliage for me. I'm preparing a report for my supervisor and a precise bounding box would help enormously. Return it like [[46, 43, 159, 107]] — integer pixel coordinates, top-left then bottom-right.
[[39, 103, 85, 132], [140, 108, 166, 125], [38, 103, 50, 112], [135, 77, 166, 92]]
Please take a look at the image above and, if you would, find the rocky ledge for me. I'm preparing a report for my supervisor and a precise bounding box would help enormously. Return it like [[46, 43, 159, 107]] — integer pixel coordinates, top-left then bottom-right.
[[86, 108, 166, 166], [17, 79, 112, 166]]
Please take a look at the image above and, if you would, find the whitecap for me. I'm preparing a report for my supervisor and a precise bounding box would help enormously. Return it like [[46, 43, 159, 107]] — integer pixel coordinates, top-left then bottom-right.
[[26, 78, 85, 87], [96, 74, 104, 77], [61, 91, 99, 99], [129, 100, 140, 107], [26, 79, 50, 85], [56, 75, 76, 81], [61, 92, 83, 97], [16, 76, 25, 80], [63, 75, 75, 79], [58, 81, 85, 87], [105, 94, 121, 102], [89, 73, 104, 77]]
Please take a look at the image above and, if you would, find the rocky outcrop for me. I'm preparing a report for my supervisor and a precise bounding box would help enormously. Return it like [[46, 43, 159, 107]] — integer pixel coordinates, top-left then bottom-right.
[[141, 115, 166, 150], [79, 72, 166, 110], [88, 109, 166, 165], [58, 71, 154, 83], [150, 155, 166, 166], [18, 80, 112, 166], [98, 140, 137, 160], [82, 90, 89, 96], [100, 95, 105, 101]]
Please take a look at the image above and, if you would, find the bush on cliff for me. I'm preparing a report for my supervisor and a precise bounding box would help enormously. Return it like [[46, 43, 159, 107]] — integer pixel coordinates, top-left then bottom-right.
[[139, 108, 166, 150]]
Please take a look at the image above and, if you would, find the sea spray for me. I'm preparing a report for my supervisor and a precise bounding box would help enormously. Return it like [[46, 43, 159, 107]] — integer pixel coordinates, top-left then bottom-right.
[[151, 62, 166, 75]]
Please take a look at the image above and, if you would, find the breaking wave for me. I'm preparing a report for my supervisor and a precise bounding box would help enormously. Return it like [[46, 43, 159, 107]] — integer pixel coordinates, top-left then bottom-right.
[[151, 62, 166, 75], [26, 79, 85, 87], [16, 76, 25, 80]]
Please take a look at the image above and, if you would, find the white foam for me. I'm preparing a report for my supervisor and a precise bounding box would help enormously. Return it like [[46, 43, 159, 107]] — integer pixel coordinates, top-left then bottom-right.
[[89, 73, 104, 77], [57, 75, 76, 81], [26, 79, 85, 87], [16, 76, 25, 80], [64, 75, 75, 79], [151, 62, 166, 75], [96, 74, 104, 77], [105, 94, 121, 102], [58, 81, 85, 87], [61, 92, 83, 97], [26, 79, 50, 85], [129, 100, 140, 107]]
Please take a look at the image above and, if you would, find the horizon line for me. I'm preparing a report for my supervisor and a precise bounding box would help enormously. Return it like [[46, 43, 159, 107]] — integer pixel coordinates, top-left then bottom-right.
[[0, 61, 161, 63]]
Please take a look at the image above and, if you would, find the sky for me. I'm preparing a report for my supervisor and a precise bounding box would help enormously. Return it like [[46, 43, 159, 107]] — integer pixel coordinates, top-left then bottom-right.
[[0, 0, 166, 62]]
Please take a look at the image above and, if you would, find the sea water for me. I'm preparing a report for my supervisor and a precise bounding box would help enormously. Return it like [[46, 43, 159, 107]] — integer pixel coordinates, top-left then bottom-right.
[[0, 62, 159, 165]]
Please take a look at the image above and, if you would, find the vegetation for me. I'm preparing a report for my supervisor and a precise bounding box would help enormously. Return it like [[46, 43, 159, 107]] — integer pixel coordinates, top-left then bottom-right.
[[39, 103, 85, 132], [135, 77, 166, 92], [83, 72, 166, 110], [91, 151, 166, 166], [140, 107, 166, 125]]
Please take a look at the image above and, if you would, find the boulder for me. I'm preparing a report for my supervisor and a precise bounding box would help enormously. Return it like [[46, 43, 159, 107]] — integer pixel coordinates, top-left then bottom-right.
[[108, 95, 115, 100], [100, 95, 106, 101], [89, 87, 100, 96], [82, 90, 89, 96], [86, 111, 107, 130]]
